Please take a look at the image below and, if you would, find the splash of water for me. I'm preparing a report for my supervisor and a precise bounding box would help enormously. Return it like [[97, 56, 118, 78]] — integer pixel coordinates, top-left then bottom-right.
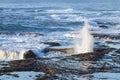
[[74, 19, 94, 54], [0, 49, 26, 60]]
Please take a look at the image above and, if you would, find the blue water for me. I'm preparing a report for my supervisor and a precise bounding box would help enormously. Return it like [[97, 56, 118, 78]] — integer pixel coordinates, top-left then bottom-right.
[[0, 0, 120, 34], [0, 0, 120, 60]]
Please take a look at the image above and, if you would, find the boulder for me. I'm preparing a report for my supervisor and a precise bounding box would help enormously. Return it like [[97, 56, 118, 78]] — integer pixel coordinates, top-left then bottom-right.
[[99, 25, 108, 28], [70, 48, 114, 61], [116, 49, 120, 53], [40, 42, 61, 46], [23, 50, 37, 59], [43, 46, 74, 53], [18, 33, 43, 37], [106, 41, 120, 45], [43, 46, 113, 58], [92, 33, 120, 40]]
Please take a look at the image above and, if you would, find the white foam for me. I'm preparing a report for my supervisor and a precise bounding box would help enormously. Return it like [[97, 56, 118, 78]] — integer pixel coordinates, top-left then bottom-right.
[[50, 14, 83, 22], [0, 71, 45, 80], [92, 16, 120, 24], [47, 8, 74, 13], [0, 49, 25, 60], [0, 35, 48, 60], [92, 72, 120, 80], [74, 19, 94, 54]]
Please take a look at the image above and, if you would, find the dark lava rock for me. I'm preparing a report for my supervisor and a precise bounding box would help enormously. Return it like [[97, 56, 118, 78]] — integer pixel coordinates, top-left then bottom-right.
[[1, 47, 120, 80], [106, 41, 120, 45], [116, 49, 120, 53], [43, 46, 74, 53], [40, 42, 61, 46], [2, 59, 57, 75], [36, 75, 58, 80], [43, 45, 113, 55], [92, 33, 120, 40], [6, 73, 19, 78], [18, 32, 43, 37], [2, 49, 119, 76], [24, 50, 37, 59], [106, 41, 115, 44], [70, 48, 114, 61], [99, 25, 108, 28]]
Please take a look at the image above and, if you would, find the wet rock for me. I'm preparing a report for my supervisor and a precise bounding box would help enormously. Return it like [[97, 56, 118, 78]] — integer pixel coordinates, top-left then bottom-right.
[[43, 45, 113, 55], [71, 48, 113, 61], [106, 41, 120, 45], [40, 42, 61, 46], [116, 49, 120, 53], [43, 46, 74, 53], [43, 45, 114, 61], [94, 48, 114, 54], [6, 73, 19, 78], [43, 64, 56, 76], [106, 41, 115, 44], [99, 25, 108, 28], [24, 50, 37, 59], [2, 59, 57, 75], [92, 33, 120, 40], [113, 59, 120, 64], [18, 32, 43, 37], [1, 50, 120, 80], [36, 75, 52, 80]]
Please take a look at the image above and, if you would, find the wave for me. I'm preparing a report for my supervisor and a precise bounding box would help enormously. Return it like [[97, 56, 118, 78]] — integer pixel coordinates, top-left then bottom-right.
[[0, 45, 47, 60], [0, 32, 43, 37], [0, 34, 48, 60], [47, 8, 74, 13], [50, 14, 83, 22]]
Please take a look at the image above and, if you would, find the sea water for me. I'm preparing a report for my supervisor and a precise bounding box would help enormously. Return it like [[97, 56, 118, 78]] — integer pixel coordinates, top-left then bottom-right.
[[0, 0, 120, 60]]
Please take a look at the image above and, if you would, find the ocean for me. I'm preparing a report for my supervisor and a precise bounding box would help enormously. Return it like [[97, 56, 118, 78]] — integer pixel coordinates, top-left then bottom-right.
[[0, 0, 120, 80], [0, 0, 120, 59]]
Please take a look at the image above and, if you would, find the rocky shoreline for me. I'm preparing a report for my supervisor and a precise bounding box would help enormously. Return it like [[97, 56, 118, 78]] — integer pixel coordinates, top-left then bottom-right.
[[0, 30, 120, 79], [0, 46, 120, 79]]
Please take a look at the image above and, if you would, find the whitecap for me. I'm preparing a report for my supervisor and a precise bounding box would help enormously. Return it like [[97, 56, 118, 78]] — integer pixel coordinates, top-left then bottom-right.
[[47, 8, 74, 13]]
